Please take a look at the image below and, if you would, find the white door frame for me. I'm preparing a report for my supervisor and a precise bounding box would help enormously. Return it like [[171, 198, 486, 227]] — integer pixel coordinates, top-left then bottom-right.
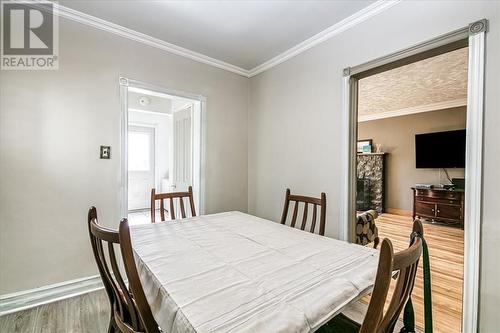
[[340, 20, 487, 333], [119, 77, 207, 217]]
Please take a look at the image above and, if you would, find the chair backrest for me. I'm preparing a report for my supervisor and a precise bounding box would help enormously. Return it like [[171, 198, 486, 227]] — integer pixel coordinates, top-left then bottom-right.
[[360, 219, 424, 333], [87, 207, 159, 333], [280, 188, 327, 236], [150, 186, 196, 222]]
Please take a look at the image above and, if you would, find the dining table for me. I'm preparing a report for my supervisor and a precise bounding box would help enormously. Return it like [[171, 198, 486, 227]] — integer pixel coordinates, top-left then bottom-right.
[[130, 211, 379, 333]]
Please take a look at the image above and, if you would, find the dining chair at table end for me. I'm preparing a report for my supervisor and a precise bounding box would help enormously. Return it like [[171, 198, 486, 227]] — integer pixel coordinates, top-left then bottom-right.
[[150, 186, 196, 223], [87, 207, 161, 333], [280, 188, 327, 236], [317, 219, 424, 333]]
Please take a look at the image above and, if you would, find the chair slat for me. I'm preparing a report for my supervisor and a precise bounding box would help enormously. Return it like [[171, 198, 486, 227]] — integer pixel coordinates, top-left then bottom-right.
[[310, 204, 317, 233], [169, 198, 175, 220], [291, 201, 299, 227], [179, 197, 186, 218], [95, 237, 124, 319], [108, 242, 140, 330], [150, 189, 156, 223], [160, 199, 165, 222], [300, 203, 308, 230]]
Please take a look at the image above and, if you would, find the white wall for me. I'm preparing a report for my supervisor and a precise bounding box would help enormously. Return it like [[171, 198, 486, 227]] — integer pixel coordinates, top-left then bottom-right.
[[128, 90, 173, 115], [0, 17, 249, 294], [248, 1, 499, 331]]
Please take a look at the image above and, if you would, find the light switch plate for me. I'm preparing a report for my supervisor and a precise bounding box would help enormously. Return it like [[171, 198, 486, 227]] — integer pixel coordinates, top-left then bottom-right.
[[100, 146, 111, 159]]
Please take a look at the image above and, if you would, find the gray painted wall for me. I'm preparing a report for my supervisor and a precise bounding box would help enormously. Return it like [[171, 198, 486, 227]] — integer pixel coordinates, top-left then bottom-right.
[[248, 1, 499, 331], [0, 17, 249, 294]]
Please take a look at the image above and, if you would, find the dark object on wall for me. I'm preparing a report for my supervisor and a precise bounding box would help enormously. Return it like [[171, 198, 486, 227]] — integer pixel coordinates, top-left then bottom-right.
[[100, 145, 111, 159], [357, 153, 386, 214], [412, 187, 464, 228], [452, 178, 465, 190], [415, 129, 466, 168]]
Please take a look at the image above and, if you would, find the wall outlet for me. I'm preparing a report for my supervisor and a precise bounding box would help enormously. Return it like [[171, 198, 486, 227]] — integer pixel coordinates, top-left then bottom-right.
[[100, 146, 111, 159]]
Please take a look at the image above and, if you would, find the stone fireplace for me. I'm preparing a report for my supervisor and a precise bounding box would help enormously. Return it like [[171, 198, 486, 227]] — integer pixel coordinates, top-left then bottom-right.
[[356, 153, 386, 213]]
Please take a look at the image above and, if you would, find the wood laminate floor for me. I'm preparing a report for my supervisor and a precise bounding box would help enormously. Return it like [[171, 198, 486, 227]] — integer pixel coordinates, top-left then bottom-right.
[[0, 290, 110, 333], [0, 289, 393, 333], [363, 213, 464, 333]]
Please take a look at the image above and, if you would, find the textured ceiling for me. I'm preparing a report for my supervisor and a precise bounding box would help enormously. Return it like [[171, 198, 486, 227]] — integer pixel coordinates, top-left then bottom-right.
[[358, 47, 468, 118]]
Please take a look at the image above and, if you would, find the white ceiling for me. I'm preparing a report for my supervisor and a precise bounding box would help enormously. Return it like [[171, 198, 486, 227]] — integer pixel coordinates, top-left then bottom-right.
[[59, 0, 374, 70], [358, 47, 468, 121]]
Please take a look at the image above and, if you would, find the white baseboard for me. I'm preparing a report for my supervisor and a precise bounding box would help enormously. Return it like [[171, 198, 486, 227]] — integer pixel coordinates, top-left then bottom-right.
[[0, 275, 103, 316]]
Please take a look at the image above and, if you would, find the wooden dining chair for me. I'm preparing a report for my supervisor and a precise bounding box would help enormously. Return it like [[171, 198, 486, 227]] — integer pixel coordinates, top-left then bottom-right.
[[150, 186, 196, 222], [87, 207, 160, 333], [280, 188, 327, 235], [318, 219, 424, 333]]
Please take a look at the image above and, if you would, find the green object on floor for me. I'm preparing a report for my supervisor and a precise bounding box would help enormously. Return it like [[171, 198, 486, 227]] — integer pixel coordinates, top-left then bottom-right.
[[400, 229, 433, 333], [316, 313, 360, 333]]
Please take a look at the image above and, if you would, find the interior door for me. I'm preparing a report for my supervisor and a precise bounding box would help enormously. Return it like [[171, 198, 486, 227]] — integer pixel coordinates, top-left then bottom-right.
[[128, 125, 155, 210], [172, 106, 192, 194]]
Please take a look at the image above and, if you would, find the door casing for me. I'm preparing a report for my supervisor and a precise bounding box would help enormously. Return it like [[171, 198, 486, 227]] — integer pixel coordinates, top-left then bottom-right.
[[119, 77, 206, 217], [340, 20, 487, 333]]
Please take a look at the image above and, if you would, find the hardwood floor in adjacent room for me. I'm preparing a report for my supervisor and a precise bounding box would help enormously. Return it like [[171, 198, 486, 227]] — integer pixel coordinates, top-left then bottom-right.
[[367, 213, 464, 333]]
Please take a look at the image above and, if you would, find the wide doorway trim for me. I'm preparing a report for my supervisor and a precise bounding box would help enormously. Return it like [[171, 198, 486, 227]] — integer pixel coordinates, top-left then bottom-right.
[[340, 19, 487, 333], [119, 77, 207, 217]]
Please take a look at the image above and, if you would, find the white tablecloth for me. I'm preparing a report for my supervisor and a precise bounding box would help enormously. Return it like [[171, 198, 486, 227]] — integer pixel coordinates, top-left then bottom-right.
[[130, 211, 378, 333]]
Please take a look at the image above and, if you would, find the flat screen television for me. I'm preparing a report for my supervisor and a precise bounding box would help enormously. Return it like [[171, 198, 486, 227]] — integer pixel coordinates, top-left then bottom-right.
[[415, 129, 466, 168]]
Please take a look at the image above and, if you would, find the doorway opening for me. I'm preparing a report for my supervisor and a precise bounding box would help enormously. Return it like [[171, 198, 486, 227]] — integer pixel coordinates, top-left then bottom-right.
[[342, 20, 486, 333], [119, 79, 205, 225], [356, 46, 468, 333]]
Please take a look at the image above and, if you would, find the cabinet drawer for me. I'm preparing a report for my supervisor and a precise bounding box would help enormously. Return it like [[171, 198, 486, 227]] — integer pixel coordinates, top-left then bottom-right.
[[442, 192, 462, 200], [416, 196, 460, 204], [416, 190, 462, 200], [436, 204, 462, 220], [415, 202, 436, 217]]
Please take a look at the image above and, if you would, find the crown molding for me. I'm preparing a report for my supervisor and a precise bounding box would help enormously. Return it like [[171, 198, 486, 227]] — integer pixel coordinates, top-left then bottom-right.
[[29, 0, 401, 78], [358, 98, 467, 122], [41, 1, 250, 77], [247, 0, 401, 77]]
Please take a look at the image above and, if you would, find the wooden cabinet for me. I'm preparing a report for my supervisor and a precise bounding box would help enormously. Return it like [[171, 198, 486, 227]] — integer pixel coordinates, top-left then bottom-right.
[[412, 187, 464, 228]]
